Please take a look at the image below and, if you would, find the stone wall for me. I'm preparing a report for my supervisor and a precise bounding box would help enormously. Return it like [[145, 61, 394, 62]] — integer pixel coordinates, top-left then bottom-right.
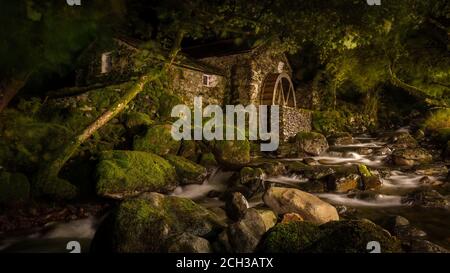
[[75, 39, 137, 87], [167, 66, 226, 107], [200, 45, 292, 106], [249, 46, 291, 105], [280, 106, 312, 142], [200, 53, 252, 105]]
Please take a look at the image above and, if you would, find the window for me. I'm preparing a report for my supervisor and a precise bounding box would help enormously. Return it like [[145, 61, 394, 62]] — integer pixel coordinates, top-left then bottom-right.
[[202, 74, 213, 87], [101, 52, 112, 74], [277, 61, 285, 73]]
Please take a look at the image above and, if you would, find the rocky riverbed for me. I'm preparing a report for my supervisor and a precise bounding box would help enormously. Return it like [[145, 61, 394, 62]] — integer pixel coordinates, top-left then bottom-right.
[[1, 129, 449, 253]]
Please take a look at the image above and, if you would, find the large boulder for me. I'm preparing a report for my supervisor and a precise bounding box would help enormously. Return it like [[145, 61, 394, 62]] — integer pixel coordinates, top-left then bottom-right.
[[133, 124, 180, 156], [164, 155, 207, 185], [402, 189, 450, 209], [263, 187, 339, 224], [295, 132, 329, 156], [260, 220, 401, 253], [391, 148, 433, 167], [91, 193, 224, 252], [388, 131, 418, 149], [212, 140, 251, 167], [0, 171, 30, 204], [227, 208, 267, 253], [239, 167, 264, 195], [225, 192, 249, 221], [327, 132, 354, 146], [259, 221, 321, 253], [96, 151, 178, 199], [166, 233, 212, 253]]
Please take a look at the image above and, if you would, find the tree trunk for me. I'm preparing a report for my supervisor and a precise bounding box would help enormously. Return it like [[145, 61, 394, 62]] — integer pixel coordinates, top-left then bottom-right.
[[37, 32, 184, 199], [388, 62, 447, 107], [0, 74, 30, 112]]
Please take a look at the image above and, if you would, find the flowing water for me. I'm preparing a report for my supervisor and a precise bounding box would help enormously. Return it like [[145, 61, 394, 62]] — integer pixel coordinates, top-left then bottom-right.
[[2, 131, 450, 252]]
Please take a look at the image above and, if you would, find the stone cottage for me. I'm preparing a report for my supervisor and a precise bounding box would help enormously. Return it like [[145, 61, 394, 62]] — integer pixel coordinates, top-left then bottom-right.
[[75, 37, 311, 141]]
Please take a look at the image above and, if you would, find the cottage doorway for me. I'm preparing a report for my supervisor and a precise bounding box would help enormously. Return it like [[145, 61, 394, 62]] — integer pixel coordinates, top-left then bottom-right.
[[260, 73, 296, 108]]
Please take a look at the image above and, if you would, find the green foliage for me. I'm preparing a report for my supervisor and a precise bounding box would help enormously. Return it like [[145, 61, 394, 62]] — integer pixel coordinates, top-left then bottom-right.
[[0, 171, 30, 204], [0, 0, 123, 91], [96, 150, 178, 198], [312, 111, 347, 135], [0, 109, 71, 172], [424, 109, 450, 132]]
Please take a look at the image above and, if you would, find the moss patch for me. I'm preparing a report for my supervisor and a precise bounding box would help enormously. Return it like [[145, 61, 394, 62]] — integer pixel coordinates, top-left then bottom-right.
[[260, 221, 321, 253], [164, 154, 207, 185], [213, 139, 251, 166], [133, 124, 180, 156], [260, 220, 401, 253], [96, 150, 177, 199], [112, 193, 224, 252]]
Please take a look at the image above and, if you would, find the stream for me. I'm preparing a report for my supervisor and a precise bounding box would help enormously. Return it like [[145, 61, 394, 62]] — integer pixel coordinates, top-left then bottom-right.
[[1, 131, 450, 252]]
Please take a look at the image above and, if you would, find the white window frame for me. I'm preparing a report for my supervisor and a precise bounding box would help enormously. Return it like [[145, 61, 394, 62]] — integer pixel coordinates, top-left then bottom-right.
[[101, 52, 112, 74], [202, 74, 213, 87]]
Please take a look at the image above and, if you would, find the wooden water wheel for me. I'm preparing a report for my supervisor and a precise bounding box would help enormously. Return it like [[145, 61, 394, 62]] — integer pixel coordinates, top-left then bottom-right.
[[260, 73, 296, 107]]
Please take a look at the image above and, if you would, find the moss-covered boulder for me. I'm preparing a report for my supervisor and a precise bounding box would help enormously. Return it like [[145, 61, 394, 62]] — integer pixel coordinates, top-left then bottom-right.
[[295, 132, 329, 156], [391, 148, 433, 166], [92, 193, 224, 252], [309, 220, 402, 253], [35, 175, 79, 200], [358, 164, 382, 190], [133, 124, 180, 156], [164, 155, 207, 185], [212, 140, 251, 167], [123, 112, 153, 131], [96, 150, 177, 199], [239, 167, 264, 194], [178, 140, 198, 161], [327, 132, 354, 146], [260, 220, 402, 253], [199, 153, 218, 167], [0, 171, 30, 204], [259, 221, 321, 253], [387, 131, 418, 149]]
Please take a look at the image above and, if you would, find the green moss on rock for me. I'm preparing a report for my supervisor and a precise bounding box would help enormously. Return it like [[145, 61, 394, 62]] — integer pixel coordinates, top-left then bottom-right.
[[133, 124, 180, 156], [0, 171, 30, 204], [123, 112, 153, 130], [213, 140, 251, 166], [310, 220, 402, 253], [260, 220, 402, 253], [295, 132, 329, 156], [96, 150, 177, 199], [165, 154, 207, 185], [260, 221, 321, 253], [107, 193, 224, 252], [199, 153, 217, 167]]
